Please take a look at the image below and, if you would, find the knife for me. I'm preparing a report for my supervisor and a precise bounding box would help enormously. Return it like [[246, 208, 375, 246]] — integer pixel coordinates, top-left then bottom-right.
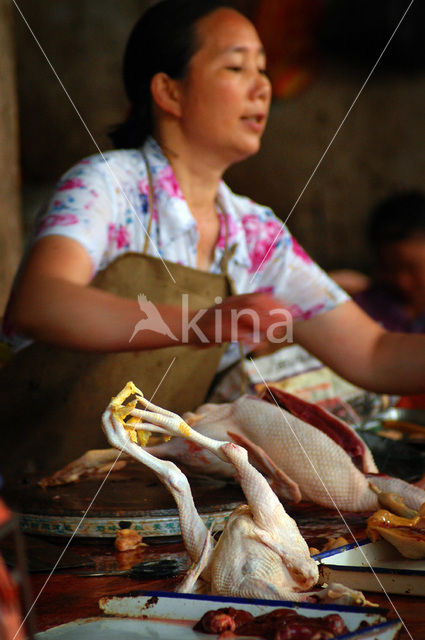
[[1, 535, 95, 572], [77, 558, 181, 578]]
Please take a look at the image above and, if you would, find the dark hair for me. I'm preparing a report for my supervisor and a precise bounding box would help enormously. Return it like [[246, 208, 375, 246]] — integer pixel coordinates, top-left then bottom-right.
[[368, 190, 425, 249], [109, 0, 234, 148]]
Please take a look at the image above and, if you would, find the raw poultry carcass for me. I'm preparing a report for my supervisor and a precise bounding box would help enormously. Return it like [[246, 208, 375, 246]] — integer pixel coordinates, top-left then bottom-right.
[[102, 382, 316, 600], [42, 385, 425, 513], [140, 387, 425, 513], [102, 382, 368, 603]]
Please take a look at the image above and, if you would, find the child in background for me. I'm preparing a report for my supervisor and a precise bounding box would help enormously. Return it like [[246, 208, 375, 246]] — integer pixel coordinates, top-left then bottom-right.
[[332, 190, 425, 409], [354, 190, 425, 334]]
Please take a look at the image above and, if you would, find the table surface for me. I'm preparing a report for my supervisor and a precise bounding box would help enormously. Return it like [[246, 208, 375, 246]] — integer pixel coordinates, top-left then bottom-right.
[[29, 568, 425, 639], [24, 506, 425, 640]]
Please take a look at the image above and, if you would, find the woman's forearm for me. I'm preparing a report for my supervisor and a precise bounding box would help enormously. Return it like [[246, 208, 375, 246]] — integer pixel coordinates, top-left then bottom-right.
[[295, 301, 425, 395], [368, 330, 425, 394], [11, 276, 288, 353], [10, 276, 185, 351]]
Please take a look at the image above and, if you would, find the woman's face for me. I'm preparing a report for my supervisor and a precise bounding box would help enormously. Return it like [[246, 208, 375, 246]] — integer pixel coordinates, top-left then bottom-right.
[[176, 8, 271, 167]]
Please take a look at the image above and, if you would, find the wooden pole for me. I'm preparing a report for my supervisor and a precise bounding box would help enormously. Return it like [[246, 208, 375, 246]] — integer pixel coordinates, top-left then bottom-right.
[[0, 0, 22, 315]]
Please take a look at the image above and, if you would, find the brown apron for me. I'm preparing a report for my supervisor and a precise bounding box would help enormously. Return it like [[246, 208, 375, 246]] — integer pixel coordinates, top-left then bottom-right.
[[0, 163, 236, 478]]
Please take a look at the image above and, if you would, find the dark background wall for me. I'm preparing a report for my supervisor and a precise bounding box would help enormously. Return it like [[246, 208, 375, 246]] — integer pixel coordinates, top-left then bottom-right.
[[13, 0, 425, 273]]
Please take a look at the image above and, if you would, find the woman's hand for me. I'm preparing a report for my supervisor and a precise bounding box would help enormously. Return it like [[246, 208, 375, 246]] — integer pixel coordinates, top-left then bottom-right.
[[191, 292, 292, 348]]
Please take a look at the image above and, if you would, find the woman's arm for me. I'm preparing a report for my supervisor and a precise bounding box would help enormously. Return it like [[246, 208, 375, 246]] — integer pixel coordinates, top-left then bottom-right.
[[9, 235, 284, 352], [294, 299, 425, 394], [8, 235, 173, 350]]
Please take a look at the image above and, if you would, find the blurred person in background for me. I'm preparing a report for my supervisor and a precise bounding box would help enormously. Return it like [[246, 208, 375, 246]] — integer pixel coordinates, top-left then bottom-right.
[[332, 190, 425, 409], [354, 190, 425, 334]]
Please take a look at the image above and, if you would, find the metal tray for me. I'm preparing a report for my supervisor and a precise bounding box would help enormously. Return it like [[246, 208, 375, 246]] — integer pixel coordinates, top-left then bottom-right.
[[316, 538, 425, 596], [36, 590, 401, 640]]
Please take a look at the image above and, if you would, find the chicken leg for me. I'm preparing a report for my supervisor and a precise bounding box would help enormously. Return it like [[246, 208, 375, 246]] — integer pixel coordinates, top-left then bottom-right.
[[102, 382, 215, 573], [101, 382, 318, 599]]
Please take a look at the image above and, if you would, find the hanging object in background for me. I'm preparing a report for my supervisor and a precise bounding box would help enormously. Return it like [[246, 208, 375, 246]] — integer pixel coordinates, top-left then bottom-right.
[[320, 0, 425, 70], [253, 0, 326, 99]]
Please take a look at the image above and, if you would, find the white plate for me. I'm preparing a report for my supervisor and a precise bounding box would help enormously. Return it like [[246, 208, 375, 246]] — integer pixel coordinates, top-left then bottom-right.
[[35, 590, 401, 640], [316, 538, 425, 596]]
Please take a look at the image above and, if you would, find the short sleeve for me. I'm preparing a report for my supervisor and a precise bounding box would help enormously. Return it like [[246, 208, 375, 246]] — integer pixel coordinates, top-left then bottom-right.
[[257, 224, 350, 320], [216, 184, 349, 323], [32, 156, 116, 274]]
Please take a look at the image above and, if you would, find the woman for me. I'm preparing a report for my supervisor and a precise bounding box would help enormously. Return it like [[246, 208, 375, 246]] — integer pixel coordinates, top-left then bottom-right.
[[1, 0, 425, 477]]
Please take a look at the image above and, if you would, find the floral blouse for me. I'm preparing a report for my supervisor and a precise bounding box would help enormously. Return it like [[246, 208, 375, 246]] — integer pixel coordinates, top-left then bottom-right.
[[5, 137, 349, 366]]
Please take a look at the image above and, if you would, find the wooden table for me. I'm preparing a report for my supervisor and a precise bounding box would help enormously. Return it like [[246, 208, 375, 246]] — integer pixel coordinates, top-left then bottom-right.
[[5, 469, 424, 638], [25, 513, 425, 640], [29, 566, 425, 639], [28, 553, 425, 639], [29, 555, 183, 631]]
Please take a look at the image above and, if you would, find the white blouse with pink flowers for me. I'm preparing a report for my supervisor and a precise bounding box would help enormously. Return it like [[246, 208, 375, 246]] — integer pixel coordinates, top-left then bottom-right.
[[5, 137, 349, 366]]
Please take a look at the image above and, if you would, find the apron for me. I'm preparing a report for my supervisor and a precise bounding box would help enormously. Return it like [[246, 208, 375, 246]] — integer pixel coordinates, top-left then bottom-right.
[[0, 159, 236, 478]]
